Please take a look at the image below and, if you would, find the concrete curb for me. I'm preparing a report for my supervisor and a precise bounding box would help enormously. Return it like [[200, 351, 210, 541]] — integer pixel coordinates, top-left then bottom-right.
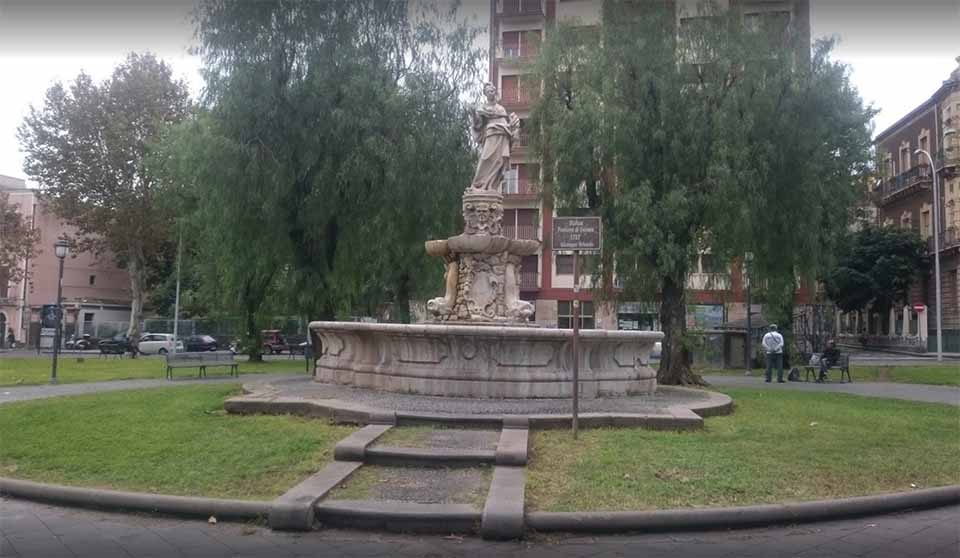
[[268, 461, 363, 531], [481, 466, 526, 540], [526, 485, 960, 533], [364, 446, 496, 467], [495, 426, 529, 466], [334, 424, 394, 462], [314, 500, 481, 534], [0, 477, 269, 521]]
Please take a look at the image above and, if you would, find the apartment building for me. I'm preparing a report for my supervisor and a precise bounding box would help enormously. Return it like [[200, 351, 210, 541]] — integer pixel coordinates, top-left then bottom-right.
[[0, 175, 132, 347], [857, 59, 960, 351], [489, 0, 811, 345]]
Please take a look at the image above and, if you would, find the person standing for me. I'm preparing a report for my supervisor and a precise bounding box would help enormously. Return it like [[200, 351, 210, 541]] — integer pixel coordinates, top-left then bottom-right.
[[762, 324, 785, 383]]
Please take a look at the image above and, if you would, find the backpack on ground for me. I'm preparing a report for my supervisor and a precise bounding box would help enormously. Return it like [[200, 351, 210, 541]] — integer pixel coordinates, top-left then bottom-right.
[[787, 367, 801, 382]]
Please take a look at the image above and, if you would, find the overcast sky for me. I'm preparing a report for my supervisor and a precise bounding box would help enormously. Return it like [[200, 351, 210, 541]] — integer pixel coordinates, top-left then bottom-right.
[[0, 0, 957, 180]]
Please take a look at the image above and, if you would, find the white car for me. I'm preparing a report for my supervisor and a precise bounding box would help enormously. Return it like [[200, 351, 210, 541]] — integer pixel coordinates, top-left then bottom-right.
[[136, 333, 181, 355]]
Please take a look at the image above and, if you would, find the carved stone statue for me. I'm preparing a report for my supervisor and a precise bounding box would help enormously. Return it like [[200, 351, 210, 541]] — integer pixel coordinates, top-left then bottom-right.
[[470, 82, 520, 192]]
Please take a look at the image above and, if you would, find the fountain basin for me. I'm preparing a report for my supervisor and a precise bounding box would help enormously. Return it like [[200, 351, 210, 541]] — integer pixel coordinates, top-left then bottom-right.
[[309, 321, 662, 399]]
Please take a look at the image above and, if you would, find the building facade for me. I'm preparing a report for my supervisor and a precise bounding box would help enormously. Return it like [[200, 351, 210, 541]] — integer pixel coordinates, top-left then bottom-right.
[[488, 0, 811, 360], [856, 59, 960, 352], [0, 175, 132, 347]]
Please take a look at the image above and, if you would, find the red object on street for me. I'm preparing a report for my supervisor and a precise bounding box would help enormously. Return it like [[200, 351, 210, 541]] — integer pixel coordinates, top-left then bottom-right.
[[913, 304, 925, 312]]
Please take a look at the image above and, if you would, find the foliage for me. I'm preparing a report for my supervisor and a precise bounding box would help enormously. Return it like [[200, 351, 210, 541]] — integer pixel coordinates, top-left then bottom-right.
[[824, 225, 929, 315], [528, 388, 959, 511], [0, 191, 39, 284], [0, 385, 354, 499], [528, 1, 874, 384], [17, 53, 191, 338], [154, 1, 483, 357]]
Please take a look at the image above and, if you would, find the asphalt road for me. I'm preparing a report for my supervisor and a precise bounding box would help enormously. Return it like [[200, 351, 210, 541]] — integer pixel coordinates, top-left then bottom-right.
[[2, 498, 958, 558]]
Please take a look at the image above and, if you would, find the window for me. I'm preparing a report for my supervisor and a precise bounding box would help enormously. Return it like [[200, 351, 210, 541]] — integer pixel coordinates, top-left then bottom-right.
[[921, 210, 932, 238], [900, 145, 911, 171], [556, 254, 574, 275], [558, 300, 594, 329], [502, 31, 520, 58], [502, 168, 518, 194], [88, 275, 96, 286], [83, 313, 94, 324]]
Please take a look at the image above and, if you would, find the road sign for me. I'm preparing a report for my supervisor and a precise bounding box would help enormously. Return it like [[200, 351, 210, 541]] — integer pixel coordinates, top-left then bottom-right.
[[913, 304, 925, 312], [553, 217, 602, 251]]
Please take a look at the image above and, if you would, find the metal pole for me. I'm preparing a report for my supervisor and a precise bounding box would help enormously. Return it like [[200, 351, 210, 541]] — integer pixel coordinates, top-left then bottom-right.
[[51, 255, 65, 385], [745, 265, 752, 375], [917, 149, 943, 362], [172, 228, 182, 355], [572, 250, 580, 439]]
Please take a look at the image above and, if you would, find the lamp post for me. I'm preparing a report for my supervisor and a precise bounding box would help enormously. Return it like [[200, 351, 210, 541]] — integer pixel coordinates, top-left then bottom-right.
[[50, 239, 70, 384], [916, 127, 956, 363], [744, 251, 754, 375]]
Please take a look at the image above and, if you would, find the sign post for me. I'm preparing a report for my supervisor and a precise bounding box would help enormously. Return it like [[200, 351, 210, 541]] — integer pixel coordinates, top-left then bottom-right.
[[552, 216, 602, 440]]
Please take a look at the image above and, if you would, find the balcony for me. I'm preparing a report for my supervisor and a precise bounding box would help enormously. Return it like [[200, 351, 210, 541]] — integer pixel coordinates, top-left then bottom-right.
[[877, 165, 932, 202], [502, 179, 538, 197], [519, 270, 539, 290], [503, 224, 539, 240], [500, 0, 544, 18], [501, 92, 533, 112], [927, 227, 960, 253]]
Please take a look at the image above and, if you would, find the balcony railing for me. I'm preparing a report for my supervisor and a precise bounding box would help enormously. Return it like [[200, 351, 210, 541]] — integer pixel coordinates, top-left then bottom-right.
[[500, 0, 544, 17], [927, 227, 960, 253], [502, 180, 538, 196], [503, 224, 539, 240], [878, 165, 932, 199], [519, 270, 539, 289]]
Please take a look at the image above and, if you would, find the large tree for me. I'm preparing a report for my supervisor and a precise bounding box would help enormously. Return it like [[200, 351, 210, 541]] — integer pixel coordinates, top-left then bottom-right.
[[18, 53, 190, 339], [155, 1, 482, 358], [0, 191, 39, 285], [825, 225, 929, 316], [529, 1, 874, 384]]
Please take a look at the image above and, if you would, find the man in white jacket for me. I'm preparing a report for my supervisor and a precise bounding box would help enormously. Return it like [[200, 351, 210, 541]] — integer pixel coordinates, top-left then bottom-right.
[[762, 324, 785, 383]]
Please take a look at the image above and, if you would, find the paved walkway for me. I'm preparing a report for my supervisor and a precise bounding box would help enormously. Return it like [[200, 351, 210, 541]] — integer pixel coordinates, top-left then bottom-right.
[[0, 374, 304, 406], [703, 375, 960, 406], [2, 497, 957, 557]]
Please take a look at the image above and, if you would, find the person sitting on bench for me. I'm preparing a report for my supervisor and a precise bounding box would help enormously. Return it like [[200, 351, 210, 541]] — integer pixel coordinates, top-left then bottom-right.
[[819, 340, 841, 383]]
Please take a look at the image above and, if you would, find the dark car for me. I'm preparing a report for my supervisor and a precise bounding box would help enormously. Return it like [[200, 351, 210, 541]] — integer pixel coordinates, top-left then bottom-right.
[[184, 335, 218, 352], [66, 334, 97, 350], [98, 334, 130, 354]]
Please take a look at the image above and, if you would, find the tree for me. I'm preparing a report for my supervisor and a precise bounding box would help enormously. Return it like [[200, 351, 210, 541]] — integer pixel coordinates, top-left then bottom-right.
[[529, 1, 874, 385], [825, 225, 929, 317], [18, 53, 190, 339], [0, 191, 39, 285], [154, 1, 482, 359]]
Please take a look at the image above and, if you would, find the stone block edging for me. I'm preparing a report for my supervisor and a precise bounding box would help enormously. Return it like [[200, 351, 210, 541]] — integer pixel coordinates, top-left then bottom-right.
[[525, 485, 960, 533], [0, 477, 269, 521], [269, 460, 363, 530]]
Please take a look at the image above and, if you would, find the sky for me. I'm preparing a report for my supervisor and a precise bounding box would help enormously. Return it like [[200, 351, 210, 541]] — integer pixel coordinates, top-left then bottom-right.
[[0, 0, 957, 180]]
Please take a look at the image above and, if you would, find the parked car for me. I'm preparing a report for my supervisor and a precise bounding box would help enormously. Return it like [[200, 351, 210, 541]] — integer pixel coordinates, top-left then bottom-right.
[[65, 334, 97, 350], [98, 334, 131, 355], [136, 333, 181, 355], [183, 335, 218, 352], [261, 330, 288, 355]]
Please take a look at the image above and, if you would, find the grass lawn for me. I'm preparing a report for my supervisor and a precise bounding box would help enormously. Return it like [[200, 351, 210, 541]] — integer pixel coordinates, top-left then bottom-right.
[[0, 385, 354, 500], [527, 388, 960, 512], [0, 356, 307, 386], [701, 365, 960, 386]]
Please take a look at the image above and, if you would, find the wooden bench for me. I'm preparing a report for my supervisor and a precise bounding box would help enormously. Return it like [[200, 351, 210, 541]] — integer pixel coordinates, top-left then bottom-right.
[[804, 353, 851, 383], [165, 351, 238, 380]]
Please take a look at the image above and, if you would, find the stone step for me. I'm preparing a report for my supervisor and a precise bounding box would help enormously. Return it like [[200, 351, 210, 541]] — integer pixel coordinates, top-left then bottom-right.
[[314, 500, 481, 534], [364, 445, 496, 467]]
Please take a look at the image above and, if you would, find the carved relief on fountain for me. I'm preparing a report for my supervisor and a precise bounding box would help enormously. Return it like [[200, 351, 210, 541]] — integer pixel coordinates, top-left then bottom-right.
[[426, 189, 538, 324]]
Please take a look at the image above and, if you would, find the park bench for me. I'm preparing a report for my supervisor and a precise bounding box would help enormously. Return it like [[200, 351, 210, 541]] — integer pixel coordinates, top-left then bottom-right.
[[804, 353, 851, 383], [165, 351, 238, 380]]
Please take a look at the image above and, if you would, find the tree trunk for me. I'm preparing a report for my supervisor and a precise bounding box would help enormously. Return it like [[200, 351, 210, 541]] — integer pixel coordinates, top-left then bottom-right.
[[395, 273, 411, 324], [126, 246, 146, 356], [244, 303, 263, 362], [658, 272, 706, 386]]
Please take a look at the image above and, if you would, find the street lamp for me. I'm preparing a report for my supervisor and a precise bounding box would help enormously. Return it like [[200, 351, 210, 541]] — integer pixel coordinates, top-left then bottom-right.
[[915, 127, 956, 363], [51, 239, 70, 384], [744, 251, 754, 376]]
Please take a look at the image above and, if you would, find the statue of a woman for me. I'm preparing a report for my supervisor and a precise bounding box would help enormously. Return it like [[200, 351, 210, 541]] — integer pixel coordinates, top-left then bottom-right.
[[470, 82, 520, 192]]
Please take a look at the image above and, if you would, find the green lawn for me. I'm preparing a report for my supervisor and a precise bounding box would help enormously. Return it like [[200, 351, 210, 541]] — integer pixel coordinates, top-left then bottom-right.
[[0, 385, 353, 500], [701, 365, 960, 386], [527, 388, 960, 512], [0, 356, 307, 386]]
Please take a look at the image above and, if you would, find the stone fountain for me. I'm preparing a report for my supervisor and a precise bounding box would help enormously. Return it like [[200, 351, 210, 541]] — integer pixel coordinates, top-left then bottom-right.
[[309, 83, 661, 398]]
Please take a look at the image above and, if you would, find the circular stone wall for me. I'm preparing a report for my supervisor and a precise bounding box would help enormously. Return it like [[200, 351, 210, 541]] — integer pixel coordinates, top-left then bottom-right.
[[309, 321, 663, 399]]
